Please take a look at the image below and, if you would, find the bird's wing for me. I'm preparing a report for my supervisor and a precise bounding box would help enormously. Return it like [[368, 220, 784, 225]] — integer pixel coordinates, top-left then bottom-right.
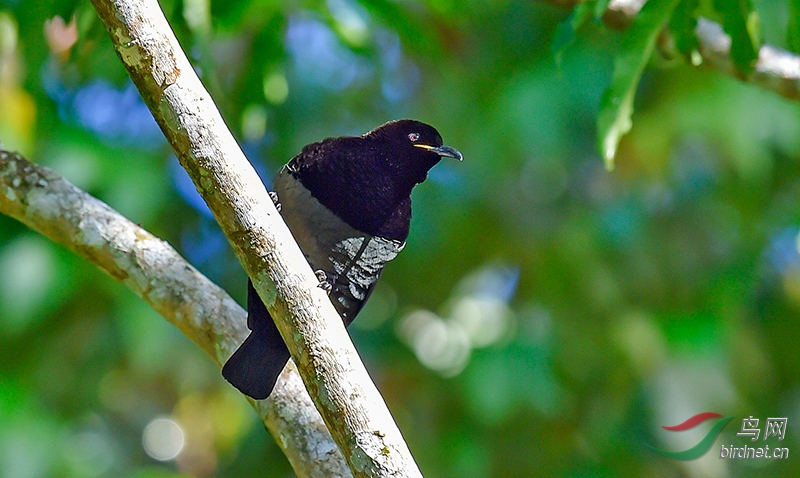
[[286, 136, 361, 172]]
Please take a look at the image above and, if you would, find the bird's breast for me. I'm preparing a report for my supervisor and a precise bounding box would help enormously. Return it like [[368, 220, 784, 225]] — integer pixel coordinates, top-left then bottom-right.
[[273, 169, 404, 322]]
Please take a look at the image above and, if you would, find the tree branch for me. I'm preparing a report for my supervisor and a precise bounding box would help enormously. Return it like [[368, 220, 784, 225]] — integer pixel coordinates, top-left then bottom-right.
[[87, 0, 422, 476], [0, 148, 350, 478], [693, 18, 800, 101], [541, 0, 800, 101]]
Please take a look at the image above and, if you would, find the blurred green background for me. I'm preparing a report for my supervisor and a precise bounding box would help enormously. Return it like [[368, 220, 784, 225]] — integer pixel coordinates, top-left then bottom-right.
[[1, 0, 799, 476]]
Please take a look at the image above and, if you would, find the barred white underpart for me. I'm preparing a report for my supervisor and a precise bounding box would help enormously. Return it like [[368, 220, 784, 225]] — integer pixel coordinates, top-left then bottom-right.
[[329, 235, 404, 313], [273, 169, 405, 323]]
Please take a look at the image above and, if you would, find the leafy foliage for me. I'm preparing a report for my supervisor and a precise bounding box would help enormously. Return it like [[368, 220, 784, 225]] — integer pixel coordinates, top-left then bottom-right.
[[669, 0, 700, 56], [597, 0, 681, 169], [1, 0, 800, 477], [551, 1, 594, 66], [712, 0, 760, 75]]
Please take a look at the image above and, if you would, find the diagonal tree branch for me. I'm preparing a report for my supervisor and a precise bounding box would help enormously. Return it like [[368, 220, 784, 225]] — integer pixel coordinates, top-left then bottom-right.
[[87, 0, 422, 476], [0, 148, 350, 478], [541, 0, 800, 101]]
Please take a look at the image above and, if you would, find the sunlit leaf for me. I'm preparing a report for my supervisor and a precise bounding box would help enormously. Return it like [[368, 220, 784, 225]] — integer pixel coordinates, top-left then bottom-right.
[[712, 0, 760, 76], [597, 0, 681, 169]]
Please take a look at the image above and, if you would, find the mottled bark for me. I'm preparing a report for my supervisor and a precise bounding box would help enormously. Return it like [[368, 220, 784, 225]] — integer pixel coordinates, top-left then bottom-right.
[[0, 149, 351, 478], [86, 0, 422, 476]]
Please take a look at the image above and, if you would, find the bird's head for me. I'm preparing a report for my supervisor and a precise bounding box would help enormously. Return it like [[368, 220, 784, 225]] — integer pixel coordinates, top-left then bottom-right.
[[365, 119, 463, 184]]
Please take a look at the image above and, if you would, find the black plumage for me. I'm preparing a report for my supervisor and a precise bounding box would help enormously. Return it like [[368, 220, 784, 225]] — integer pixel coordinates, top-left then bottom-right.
[[222, 119, 462, 399]]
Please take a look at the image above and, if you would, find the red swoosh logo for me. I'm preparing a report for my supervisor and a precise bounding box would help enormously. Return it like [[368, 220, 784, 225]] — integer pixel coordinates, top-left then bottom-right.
[[662, 412, 723, 431]]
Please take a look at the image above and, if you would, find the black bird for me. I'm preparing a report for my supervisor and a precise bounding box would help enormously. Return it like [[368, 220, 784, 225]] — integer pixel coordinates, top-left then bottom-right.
[[222, 119, 462, 399]]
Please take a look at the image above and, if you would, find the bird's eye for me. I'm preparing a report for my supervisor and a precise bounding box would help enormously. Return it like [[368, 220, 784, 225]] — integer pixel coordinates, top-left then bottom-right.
[[408, 133, 420, 142]]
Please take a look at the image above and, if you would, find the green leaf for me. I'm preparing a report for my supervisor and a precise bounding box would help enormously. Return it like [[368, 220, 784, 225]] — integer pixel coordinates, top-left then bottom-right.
[[789, 0, 800, 54], [597, 0, 681, 169], [669, 0, 700, 56], [551, 2, 594, 67], [712, 0, 760, 76]]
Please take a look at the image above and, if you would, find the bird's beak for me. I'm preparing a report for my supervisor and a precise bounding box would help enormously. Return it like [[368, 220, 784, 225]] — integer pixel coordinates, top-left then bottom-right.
[[414, 144, 464, 161]]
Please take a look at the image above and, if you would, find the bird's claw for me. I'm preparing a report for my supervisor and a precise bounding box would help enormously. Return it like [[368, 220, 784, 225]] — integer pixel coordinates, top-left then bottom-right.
[[269, 191, 281, 212], [315, 270, 332, 293]]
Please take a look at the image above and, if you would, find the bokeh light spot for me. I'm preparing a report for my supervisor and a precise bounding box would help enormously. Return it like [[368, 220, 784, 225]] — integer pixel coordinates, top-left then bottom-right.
[[262, 71, 289, 105], [0, 235, 55, 332], [142, 417, 185, 462]]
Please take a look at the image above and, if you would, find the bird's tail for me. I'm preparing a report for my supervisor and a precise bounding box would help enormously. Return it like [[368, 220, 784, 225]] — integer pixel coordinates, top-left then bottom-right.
[[222, 281, 290, 400]]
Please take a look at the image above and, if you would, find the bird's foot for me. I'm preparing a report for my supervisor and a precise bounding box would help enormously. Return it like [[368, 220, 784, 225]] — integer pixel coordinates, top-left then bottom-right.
[[315, 270, 333, 294], [269, 191, 281, 212]]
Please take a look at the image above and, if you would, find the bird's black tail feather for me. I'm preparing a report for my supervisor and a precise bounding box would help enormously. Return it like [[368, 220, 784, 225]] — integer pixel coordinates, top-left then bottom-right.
[[222, 281, 290, 400]]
